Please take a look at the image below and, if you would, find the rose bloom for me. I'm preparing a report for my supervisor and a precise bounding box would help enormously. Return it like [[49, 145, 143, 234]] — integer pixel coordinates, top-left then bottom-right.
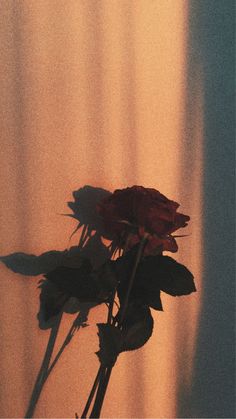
[[97, 186, 190, 253]]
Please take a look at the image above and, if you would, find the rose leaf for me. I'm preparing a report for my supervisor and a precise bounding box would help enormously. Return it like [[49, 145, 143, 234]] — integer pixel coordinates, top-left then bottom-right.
[[96, 324, 122, 367], [120, 304, 154, 352], [117, 277, 163, 311], [0, 247, 84, 276], [45, 262, 100, 303], [94, 261, 118, 301], [139, 255, 196, 296], [37, 280, 69, 328]]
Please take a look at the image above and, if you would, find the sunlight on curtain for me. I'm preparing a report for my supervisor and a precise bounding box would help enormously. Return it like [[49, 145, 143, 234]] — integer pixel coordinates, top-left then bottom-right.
[[0, 1, 203, 417]]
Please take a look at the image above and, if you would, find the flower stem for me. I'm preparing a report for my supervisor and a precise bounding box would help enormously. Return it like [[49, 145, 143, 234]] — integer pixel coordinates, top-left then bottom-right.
[[25, 308, 89, 418], [24, 312, 62, 418], [80, 366, 103, 418], [78, 225, 88, 247], [80, 295, 114, 418], [46, 308, 89, 378], [107, 290, 116, 325], [118, 234, 148, 325], [84, 237, 148, 418], [89, 366, 112, 419], [81, 238, 147, 418]]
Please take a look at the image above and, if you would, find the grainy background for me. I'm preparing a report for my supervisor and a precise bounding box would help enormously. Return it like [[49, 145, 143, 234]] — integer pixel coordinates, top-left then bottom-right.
[[0, 1, 234, 418]]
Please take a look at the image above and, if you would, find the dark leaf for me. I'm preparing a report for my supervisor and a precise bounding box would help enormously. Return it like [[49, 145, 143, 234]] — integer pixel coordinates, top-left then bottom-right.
[[37, 280, 69, 328], [96, 304, 154, 364], [117, 275, 163, 311], [94, 261, 118, 301], [0, 247, 84, 276], [136, 255, 196, 297], [112, 244, 140, 280], [111, 250, 195, 309], [38, 281, 96, 329], [79, 233, 111, 269], [96, 324, 122, 367], [119, 303, 154, 351], [111, 246, 163, 310], [45, 260, 101, 303]]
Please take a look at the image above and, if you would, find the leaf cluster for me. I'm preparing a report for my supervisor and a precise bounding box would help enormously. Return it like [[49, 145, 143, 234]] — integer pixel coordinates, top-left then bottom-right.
[[95, 247, 196, 365]]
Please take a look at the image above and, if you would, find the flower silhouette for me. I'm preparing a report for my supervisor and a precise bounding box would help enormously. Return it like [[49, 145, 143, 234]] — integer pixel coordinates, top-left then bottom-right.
[[67, 185, 112, 239], [97, 185, 190, 253]]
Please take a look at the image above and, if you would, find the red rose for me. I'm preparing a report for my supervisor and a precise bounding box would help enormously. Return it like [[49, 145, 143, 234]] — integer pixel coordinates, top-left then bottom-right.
[[97, 186, 190, 253]]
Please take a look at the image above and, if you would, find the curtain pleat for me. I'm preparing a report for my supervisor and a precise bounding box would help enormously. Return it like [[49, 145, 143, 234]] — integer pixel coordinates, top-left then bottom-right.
[[3, 1, 233, 418]]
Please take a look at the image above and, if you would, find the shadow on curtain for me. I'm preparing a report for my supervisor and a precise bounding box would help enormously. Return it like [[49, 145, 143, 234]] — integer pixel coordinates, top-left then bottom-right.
[[177, 1, 235, 417], [2, 1, 234, 418]]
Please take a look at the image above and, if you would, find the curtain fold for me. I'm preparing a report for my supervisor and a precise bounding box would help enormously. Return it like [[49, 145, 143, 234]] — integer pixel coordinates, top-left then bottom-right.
[[0, 1, 234, 418]]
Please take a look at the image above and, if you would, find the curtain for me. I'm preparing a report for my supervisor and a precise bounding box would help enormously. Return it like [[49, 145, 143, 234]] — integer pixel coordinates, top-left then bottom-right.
[[0, 1, 234, 418]]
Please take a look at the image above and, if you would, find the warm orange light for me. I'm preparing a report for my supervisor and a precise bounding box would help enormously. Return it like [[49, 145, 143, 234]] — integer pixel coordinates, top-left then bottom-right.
[[0, 1, 203, 417]]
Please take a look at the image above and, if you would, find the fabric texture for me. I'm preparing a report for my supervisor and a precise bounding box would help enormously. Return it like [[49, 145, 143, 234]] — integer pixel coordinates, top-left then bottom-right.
[[0, 1, 234, 418]]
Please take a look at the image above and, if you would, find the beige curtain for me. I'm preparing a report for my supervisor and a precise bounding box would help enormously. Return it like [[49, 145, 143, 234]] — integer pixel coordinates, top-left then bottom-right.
[[1, 0, 233, 418]]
